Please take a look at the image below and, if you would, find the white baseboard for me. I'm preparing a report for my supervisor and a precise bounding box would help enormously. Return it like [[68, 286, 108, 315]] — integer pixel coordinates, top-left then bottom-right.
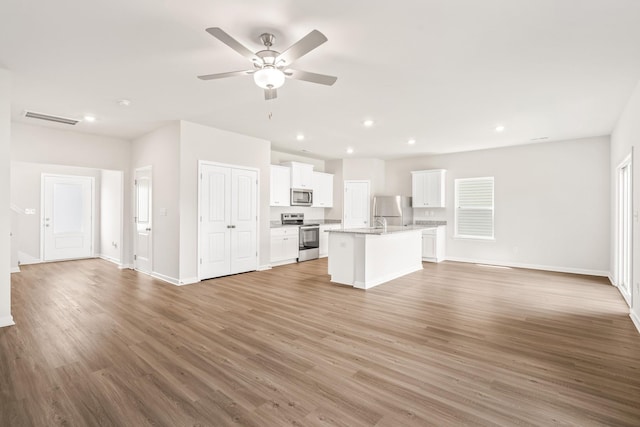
[[178, 277, 200, 286], [257, 264, 272, 271], [99, 254, 122, 267], [10, 266, 20, 274], [0, 315, 15, 328], [445, 256, 609, 277], [150, 271, 181, 286], [630, 311, 640, 335], [118, 263, 133, 270], [608, 274, 616, 286], [271, 258, 298, 267]]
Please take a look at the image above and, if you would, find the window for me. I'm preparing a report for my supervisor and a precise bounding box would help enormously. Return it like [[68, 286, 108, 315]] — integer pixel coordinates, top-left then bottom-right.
[[455, 177, 494, 239]]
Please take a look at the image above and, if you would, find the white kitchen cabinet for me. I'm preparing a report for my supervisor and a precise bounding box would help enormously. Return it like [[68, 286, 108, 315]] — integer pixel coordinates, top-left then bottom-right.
[[412, 169, 446, 208], [282, 161, 314, 189], [312, 171, 334, 208], [319, 223, 341, 257], [270, 165, 291, 207], [270, 227, 299, 266], [422, 226, 446, 262]]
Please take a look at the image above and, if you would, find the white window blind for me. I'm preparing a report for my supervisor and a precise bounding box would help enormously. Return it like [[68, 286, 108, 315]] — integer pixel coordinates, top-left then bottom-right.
[[455, 177, 494, 239]]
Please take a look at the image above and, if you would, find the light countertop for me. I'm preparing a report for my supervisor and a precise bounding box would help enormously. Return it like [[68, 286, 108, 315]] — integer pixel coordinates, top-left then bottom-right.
[[326, 225, 436, 235]]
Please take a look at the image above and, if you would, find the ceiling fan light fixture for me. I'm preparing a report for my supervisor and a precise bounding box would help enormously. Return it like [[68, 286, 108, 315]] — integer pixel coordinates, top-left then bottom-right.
[[253, 67, 285, 89]]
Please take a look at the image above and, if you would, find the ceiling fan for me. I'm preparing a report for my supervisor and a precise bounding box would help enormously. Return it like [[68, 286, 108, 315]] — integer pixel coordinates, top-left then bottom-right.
[[197, 27, 337, 100]]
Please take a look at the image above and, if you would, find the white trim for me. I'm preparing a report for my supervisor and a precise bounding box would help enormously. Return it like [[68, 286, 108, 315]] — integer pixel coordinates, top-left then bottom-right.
[[99, 254, 122, 266], [0, 315, 16, 328], [271, 259, 297, 267], [630, 311, 640, 335], [608, 274, 615, 286], [445, 256, 609, 277], [118, 263, 133, 270], [614, 151, 633, 308], [10, 267, 20, 274], [454, 176, 495, 240], [150, 271, 180, 286], [257, 264, 272, 271], [179, 277, 200, 286]]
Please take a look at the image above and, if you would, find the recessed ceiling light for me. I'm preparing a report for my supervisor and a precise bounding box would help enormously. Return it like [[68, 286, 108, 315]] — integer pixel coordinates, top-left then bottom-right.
[[83, 115, 96, 123], [296, 133, 305, 141], [118, 99, 131, 107], [495, 125, 505, 132], [407, 138, 416, 145], [346, 147, 354, 154], [363, 119, 374, 127]]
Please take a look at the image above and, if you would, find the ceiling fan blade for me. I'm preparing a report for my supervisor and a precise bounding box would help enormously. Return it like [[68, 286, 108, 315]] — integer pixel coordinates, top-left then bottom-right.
[[284, 69, 337, 86], [264, 88, 277, 101], [205, 27, 258, 62], [275, 30, 327, 66], [197, 70, 255, 80]]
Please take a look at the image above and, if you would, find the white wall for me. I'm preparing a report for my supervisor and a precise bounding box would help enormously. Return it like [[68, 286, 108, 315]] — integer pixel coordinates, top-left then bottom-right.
[[0, 69, 13, 327], [131, 122, 181, 281], [100, 169, 123, 264], [179, 121, 272, 281], [11, 122, 132, 265], [386, 136, 610, 275], [611, 78, 640, 326], [10, 162, 102, 265], [324, 158, 386, 222], [271, 150, 325, 171]]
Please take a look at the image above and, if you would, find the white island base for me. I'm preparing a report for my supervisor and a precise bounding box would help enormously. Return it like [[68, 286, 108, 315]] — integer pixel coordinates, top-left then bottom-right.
[[327, 229, 423, 289]]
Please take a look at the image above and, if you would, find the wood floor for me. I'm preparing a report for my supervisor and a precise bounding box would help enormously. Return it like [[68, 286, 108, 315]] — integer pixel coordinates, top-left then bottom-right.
[[1, 259, 639, 426]]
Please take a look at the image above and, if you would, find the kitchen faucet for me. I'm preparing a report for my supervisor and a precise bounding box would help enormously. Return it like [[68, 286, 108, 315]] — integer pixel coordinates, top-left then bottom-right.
[[374, 217, 387, 231]]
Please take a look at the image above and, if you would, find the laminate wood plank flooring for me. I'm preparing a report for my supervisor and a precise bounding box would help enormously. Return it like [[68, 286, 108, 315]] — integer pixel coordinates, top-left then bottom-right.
[[1, 258, 639, 426]]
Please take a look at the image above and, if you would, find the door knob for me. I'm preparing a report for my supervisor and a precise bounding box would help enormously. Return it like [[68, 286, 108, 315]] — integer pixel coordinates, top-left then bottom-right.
[[145, 228, 151, 231]]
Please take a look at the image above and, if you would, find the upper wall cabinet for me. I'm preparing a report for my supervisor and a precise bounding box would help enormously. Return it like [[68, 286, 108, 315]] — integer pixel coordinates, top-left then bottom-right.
[[312, 171, 334, 208], [411, 169, 446, 208], [270, 165, 291, 206], [282, 161, 314, 189]]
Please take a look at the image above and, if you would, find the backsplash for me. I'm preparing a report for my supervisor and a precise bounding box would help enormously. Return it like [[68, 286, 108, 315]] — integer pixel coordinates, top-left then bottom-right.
[[270, 206, 327, 221]]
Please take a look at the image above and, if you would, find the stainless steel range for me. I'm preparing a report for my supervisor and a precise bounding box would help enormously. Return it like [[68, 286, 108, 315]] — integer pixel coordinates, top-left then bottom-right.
[[281, 213, 320, 262]]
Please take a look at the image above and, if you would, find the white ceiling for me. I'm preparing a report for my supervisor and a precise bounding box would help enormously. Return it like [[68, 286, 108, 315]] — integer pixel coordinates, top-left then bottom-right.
[[2, 0, 640, 160]]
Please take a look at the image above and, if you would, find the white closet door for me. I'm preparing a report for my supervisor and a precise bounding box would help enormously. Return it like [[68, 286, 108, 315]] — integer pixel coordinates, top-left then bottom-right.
[[200, 165, 232, 279], [231, 168, 257, 274], [43, 175, 93, 261]]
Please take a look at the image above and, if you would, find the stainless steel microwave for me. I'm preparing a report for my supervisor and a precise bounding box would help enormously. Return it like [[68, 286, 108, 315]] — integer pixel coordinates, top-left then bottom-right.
[[291, 188, 313, 206]]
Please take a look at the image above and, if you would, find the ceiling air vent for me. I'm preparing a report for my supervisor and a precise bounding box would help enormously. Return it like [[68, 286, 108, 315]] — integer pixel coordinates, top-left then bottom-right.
[[24, 111, 79, 125]]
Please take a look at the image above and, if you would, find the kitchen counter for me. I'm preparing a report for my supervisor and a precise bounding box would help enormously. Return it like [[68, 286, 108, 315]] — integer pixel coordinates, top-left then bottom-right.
[[270, 219, 342, 228], [327, 227, 423, 289], [327, 225, 434, 235]]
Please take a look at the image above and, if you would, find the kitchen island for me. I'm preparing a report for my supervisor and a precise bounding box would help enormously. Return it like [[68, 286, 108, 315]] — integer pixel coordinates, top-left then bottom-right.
[[327, 226, 424, 289]]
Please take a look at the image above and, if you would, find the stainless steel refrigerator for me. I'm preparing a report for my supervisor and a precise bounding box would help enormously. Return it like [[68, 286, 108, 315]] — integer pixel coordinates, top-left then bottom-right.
[[373, 196, 413, 226]]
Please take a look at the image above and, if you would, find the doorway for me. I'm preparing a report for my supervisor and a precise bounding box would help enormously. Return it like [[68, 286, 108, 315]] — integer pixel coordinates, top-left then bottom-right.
[[343, 180, 370, 228], [41, 174, 94, 261], [134, 166, 152, 274], [616, 152, 632, 306]]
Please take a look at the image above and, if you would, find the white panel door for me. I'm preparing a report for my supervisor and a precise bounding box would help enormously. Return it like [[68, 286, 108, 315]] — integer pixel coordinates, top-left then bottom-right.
[[343, 181, 370, 228], [134, 167, 152, 274], [200, 165, 232, 279], [231, 168, 258, 274], [43, 175, 93, 261]]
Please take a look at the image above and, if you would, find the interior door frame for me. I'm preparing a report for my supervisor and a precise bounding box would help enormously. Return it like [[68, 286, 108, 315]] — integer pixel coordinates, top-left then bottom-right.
[[343, 180, 371, 228], [133, 166, 152, 274], [197, 160, 260, 281], [40, 173, 96, 262], [615, 151, 633, 307]]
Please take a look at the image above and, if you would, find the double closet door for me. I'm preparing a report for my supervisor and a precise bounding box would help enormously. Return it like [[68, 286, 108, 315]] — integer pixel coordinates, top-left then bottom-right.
[[200, 163, 258, 280]]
